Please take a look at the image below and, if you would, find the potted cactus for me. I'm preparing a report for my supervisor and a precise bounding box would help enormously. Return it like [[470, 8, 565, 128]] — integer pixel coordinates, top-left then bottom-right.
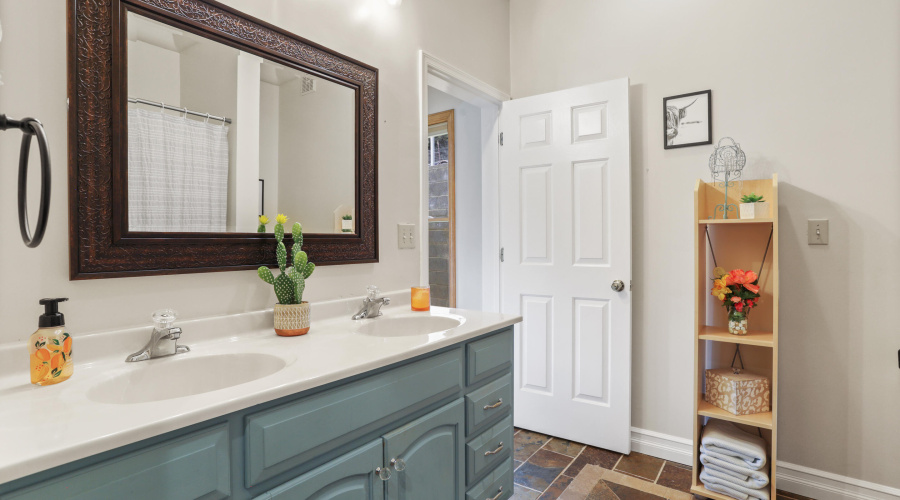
[[257, 214, 316, 336], [341, 214, 353, 232], [739, 193, 770, 220]]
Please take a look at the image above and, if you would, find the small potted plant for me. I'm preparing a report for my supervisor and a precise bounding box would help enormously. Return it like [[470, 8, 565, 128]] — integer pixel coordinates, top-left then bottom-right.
[[739, 193, 770, 220], [257, 214, 316, 336], [341, 214, 353, 232], [710, 268, 761, 335]]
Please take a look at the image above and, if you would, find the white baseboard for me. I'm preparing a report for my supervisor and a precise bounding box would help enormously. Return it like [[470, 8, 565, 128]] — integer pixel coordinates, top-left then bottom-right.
[[630, 427, 693, 465], [777, 461, 900, 500], [629, 430, 900, 500]]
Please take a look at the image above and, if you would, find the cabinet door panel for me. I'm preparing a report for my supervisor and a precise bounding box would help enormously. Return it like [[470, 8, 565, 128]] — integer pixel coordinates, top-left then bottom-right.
[[259, 439, 384, 500], [383, 400, 464, 500], [246, 349, 463, 486], [4, 424, 230, 500]]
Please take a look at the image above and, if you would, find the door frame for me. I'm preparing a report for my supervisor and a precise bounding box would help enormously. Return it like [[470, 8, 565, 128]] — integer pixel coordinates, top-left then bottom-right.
[[418, 51, 509, 312], [426, 110, 457, 307]]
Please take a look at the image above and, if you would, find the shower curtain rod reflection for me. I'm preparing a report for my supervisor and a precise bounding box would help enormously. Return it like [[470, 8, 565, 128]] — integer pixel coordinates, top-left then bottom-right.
[[127, 97, 232, 124]]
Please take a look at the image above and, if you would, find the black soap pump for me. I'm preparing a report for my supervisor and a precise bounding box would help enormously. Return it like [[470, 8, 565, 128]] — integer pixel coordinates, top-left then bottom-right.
[[29, 298, 73, 386]]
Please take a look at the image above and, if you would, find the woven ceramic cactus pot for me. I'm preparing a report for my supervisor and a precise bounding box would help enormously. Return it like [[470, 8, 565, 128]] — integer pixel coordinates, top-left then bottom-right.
[[274, 302, 310, 336]]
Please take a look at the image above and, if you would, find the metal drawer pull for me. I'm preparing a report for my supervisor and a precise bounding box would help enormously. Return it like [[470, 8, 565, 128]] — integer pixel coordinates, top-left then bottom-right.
[[483, 398, 503, 410], [376, 466, 391, 481], [486, 486, 503, 500], [484, 442, 504, 456]]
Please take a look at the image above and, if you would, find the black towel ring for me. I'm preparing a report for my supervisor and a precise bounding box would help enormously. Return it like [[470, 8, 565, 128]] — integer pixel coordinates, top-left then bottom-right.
[[0, 114, 51, 248]]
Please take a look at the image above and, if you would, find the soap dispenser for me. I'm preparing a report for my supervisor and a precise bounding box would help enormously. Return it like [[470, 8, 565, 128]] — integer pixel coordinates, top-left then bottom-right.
[[29, 298, 73, 386]]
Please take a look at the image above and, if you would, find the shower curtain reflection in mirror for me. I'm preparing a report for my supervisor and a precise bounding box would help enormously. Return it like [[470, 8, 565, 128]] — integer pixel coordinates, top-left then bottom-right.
[[127, 108, 229, 232]]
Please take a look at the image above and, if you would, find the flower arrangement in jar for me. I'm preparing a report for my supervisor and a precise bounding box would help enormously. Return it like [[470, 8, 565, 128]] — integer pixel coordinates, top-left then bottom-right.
[[710, 268, 761, 335]]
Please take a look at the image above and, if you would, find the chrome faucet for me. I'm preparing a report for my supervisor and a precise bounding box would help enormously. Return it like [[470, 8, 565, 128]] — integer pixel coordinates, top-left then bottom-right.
[[352, 286, 391, 320], [125, 309, 191, 362]]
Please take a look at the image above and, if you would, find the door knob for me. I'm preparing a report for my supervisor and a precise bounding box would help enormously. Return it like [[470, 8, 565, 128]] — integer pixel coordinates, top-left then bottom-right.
[[611, 280, 625, 292]]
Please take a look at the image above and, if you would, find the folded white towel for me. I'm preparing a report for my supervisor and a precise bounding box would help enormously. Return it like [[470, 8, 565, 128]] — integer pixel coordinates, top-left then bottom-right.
[[701, 419, 767, 470], [702, 478, 758, 500], [700, 451, 769, 484], [700, 457, 769, 489], [701, 466, 770, 500]]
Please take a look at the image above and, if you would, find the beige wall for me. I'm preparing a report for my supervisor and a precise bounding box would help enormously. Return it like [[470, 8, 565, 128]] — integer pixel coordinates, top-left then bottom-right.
[[277, 76, 355, 233], [127, 41, 181, 105], [0, 0, 509, 339], [259, 81, 280, 218], [510, 0, 900, 488]]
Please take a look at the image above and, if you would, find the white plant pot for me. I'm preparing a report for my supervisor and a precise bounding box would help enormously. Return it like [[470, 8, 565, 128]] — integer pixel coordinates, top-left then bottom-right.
[[341, 219, 353, 230], [739, 202, 770, 220], [274, 302, 310, 336]]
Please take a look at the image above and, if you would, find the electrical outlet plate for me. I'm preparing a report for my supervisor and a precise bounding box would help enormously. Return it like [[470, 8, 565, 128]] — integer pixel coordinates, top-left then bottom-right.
[[808, 219, 829, 245], [398, 224, 415, 249]]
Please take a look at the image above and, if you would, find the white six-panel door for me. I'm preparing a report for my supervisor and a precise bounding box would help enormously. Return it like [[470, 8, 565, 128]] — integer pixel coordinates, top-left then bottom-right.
[[500, 79, 632, 453]]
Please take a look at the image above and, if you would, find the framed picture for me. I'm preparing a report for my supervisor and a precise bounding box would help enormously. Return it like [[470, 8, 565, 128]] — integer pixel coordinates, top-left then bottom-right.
[[663, 90, 712, 149]]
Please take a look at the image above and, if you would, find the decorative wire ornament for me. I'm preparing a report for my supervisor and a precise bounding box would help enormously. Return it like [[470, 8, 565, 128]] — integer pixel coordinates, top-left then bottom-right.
[[708, 137, 746, 219]]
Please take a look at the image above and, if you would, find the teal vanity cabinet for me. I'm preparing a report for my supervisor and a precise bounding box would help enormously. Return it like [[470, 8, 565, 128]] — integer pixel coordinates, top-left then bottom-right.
[[258, 439, 385, 500], [0, 327, 514, 500], [383, 399, 465, 500]]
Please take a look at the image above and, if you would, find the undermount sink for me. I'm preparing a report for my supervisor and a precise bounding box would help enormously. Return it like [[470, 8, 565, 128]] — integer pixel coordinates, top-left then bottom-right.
[[355, 314, 465, 337], [87, 353, 286, 404]]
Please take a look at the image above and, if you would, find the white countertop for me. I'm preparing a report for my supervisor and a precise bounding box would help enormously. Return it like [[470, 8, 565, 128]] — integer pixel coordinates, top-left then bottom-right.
[[0, 293, 520, 484]]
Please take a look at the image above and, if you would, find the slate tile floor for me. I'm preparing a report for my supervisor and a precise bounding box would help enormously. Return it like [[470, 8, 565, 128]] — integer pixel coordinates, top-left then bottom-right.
[[511, 428, 815, 500]]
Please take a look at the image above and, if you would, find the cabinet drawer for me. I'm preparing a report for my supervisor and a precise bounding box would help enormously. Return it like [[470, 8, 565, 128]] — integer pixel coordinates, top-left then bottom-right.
[[465, 459, 512, 500], [466, 328, 513, 386], [4, 424, 230, 500], [466, 415, 513, 484], [245, 348, 463, 487], [466, 374, 511, 434]]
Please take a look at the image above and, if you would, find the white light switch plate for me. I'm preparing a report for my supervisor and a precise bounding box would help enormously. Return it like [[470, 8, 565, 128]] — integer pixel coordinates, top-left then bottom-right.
[[808, 219, 829, 245], [398, 223, 416, 249]]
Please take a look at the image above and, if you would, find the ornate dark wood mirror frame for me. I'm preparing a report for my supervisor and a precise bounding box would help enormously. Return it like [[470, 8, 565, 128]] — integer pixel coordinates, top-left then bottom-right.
[[67, 0, 378, 279]]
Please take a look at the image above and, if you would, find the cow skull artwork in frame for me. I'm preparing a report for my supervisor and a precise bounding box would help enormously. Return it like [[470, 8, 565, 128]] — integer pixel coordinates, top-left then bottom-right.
[[663, 89, 712, 149]]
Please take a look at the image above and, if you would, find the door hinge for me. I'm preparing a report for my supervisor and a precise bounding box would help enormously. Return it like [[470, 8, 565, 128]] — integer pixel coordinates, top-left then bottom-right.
[[500, 247, 505, 262], [499, 132, 504, 146]]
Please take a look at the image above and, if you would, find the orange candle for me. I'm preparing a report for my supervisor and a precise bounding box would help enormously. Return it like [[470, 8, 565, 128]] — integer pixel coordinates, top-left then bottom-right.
[[411, 286, 431, 311]]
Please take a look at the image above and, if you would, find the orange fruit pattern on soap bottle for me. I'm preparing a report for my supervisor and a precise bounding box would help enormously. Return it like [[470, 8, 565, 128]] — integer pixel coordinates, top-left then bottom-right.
[[30, 333, 73, 385]]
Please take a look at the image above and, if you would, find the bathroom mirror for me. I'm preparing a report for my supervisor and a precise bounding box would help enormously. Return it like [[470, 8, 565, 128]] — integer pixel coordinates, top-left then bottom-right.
[[68, 0, 378, 278], [126, 12, 356, 234]]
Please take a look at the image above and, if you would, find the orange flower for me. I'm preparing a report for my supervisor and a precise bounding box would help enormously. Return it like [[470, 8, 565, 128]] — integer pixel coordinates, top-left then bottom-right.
[[743, 271, 758, 283], [727, 269, 747, 285], [744, 283, 760, 294]]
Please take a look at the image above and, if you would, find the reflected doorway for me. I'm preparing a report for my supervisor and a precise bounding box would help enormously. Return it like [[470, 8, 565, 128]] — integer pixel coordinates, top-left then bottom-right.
[[427, 110, 456, 307]]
